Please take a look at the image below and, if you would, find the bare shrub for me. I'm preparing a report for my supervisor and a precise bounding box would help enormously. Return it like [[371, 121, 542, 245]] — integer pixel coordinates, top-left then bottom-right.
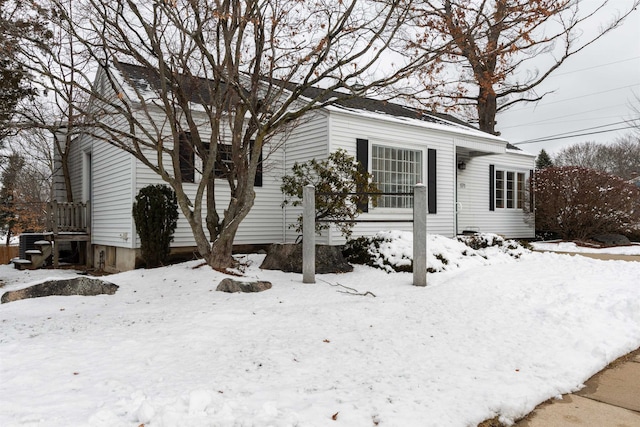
[[534, 167, 640, 240]]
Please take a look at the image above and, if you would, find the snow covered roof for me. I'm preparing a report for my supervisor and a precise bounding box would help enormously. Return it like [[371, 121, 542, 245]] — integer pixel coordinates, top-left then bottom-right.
[[112, 62, 235, 106], [110, 62, 519, 149]]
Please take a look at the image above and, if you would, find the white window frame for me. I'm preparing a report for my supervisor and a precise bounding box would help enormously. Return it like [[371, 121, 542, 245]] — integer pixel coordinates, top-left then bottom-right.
[[495, 168, 527, 210], [371, 143, 424, 209]]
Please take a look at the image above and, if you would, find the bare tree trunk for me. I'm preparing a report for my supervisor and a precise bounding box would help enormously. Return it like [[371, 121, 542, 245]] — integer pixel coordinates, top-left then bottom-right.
[[208, 230, 237, 269], [477, 87, 498, 135], [206, 184, 256, 269], [206, 176, 219, 240]]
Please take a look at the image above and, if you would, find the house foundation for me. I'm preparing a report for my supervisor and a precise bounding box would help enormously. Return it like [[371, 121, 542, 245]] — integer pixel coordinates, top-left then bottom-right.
[[93, 245, 138, 273]]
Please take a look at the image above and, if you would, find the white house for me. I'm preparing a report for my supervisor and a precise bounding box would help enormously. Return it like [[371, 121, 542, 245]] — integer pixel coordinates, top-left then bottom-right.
[[52, 63, 535, 272]]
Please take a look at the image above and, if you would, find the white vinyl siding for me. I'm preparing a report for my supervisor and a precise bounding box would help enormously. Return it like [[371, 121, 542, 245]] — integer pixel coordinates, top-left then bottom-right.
[[56, 68, 137, 249], [283, 111, 330, 243], [456, 151, 535, 238], [92, 139, 135, 247], [134, 137, 286, 247], [325, 109, 457, 244]]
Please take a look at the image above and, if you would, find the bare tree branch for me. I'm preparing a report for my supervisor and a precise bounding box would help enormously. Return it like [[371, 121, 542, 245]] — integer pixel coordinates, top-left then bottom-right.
[[405, 0, 640, 134], [18, 0, 424, 270]]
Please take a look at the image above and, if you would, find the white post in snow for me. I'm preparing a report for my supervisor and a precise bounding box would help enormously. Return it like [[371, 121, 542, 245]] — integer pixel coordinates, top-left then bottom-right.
[[413, 183, 427, 286], [303, 185, 316, 283]]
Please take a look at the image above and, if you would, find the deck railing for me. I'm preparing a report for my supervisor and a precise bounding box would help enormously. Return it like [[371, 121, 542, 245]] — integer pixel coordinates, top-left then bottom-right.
[[49, 200, 91, 234]]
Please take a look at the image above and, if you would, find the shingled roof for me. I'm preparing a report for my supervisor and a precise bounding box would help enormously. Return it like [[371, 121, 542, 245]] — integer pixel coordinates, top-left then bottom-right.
[[112, 62, 517, 148], [294, 84, 472, 127], [114, 62, 232, 105]]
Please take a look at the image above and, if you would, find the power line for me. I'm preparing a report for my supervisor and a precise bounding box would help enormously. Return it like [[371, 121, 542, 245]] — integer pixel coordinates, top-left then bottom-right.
[[520, 119, 633, 141], [499, 105, 631, 129], [514, 125, 635, 145], [505, 84, 639, 112], [545, 56, 640, 78]]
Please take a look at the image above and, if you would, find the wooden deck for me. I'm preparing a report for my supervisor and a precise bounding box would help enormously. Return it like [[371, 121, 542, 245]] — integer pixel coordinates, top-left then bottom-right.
[[48, 201, 91, 268]]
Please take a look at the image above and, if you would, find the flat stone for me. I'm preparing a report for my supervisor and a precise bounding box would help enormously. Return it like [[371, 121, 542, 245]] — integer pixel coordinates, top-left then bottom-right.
[[260, 243, 353, 274], [575, 361, 640, 411], [1, 277, 118, 303], [515, 394, 640, 427], [216, 278, 272, 293], [592, 234, 631, 246]]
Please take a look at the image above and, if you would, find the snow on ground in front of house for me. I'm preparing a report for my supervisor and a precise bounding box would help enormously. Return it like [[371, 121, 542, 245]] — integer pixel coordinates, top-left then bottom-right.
[[531, 240, 640, 255], [1, 236, 639, 427]]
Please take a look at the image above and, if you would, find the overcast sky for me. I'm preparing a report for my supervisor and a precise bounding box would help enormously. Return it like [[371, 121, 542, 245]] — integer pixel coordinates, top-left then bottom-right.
[[496, 0, 640, 157]]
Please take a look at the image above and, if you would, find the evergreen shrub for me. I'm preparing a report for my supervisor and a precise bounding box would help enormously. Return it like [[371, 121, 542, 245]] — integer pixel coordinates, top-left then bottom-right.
[[132, 184, 179, 268]]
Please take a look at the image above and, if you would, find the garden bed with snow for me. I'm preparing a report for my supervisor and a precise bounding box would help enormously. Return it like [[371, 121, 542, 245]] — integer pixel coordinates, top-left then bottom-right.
[[1, 233, 639, 426]]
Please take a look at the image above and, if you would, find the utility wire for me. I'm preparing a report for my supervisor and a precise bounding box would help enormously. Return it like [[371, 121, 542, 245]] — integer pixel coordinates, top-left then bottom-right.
[[514, 125, 635, 145], [499, 105, 631, 129], [545, 56, 640, 78], [505, 84, 639, 112], [514, 118, 638, 144], [525, 119, 633, 139]]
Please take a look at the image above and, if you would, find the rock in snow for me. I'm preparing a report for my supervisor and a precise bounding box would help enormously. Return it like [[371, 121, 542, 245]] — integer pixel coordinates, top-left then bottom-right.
[[216, 278, 272, 293], [1, 277, 118, 303], [259, 242, 353, 273]]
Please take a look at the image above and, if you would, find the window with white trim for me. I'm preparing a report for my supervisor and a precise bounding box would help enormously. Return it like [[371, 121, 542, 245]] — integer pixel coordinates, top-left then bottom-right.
[[494, 168, 526, 209], [371, 145, 422, 208]]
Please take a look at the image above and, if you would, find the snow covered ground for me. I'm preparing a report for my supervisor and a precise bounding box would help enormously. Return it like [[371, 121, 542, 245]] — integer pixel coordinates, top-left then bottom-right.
[[1, 235, 639, 427]]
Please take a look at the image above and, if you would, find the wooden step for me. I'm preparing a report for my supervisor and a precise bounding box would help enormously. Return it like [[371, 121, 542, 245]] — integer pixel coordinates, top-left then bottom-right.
[[11, 259, 33, 270], [24, 243, 53, 270]]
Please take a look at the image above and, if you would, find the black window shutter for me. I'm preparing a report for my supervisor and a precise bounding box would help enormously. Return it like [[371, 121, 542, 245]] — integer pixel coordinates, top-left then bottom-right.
[[179, 131, 195, 183], [427, 148, 437, 214], [489, 164, 495, 211], [356, 138, 369, 213]]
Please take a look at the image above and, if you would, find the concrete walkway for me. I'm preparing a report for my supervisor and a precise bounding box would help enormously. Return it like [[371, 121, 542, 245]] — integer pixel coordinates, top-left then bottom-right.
[[514, 347, 640, 426]]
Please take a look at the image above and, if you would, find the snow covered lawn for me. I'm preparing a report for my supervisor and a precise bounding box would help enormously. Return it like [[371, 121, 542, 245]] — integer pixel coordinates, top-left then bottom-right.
[[1, 238, 639, 426]]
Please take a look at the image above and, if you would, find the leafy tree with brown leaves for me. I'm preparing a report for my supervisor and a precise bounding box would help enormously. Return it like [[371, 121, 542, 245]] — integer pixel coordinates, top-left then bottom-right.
[[0, 153, 49, 244], [406, 0, 639, 134]]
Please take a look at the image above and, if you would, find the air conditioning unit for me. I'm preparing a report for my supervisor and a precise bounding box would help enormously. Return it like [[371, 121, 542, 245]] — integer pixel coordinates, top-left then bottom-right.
[[19, 233, 46, 259]]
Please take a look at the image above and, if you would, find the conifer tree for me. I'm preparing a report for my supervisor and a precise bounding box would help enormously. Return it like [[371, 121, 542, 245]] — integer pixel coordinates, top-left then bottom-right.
[[536, 149, 554, 169]]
